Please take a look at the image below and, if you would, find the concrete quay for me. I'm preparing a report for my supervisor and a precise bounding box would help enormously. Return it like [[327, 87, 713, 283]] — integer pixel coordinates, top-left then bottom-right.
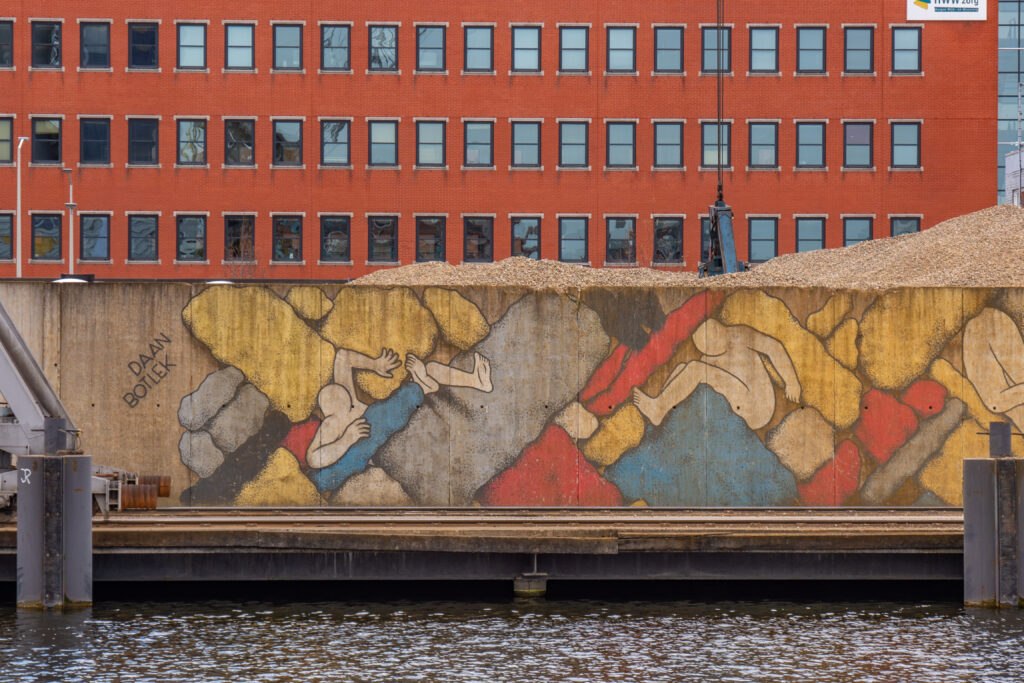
[[0, 508, 963, 589]]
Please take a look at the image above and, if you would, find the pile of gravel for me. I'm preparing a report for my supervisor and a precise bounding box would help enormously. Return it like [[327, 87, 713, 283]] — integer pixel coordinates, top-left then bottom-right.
[[352, 205, 1024, 290]]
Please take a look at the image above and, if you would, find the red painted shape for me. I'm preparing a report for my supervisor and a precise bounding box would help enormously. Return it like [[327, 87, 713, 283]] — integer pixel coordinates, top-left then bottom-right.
[[580, 344, 629, 404], [281, 419, 321, 468], [584, 290, 724, 416], [899, 380, 947, 418], [477, 425, 623, 507], [798, 440, 862, 506], [853, 390, 919, 464]]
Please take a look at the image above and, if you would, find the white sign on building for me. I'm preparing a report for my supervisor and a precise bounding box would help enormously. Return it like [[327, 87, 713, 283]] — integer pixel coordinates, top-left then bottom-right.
[[907, 0, 986, 21]]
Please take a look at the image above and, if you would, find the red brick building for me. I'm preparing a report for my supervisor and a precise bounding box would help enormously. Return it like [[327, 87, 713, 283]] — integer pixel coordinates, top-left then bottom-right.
[[0, 1, 996, 280]]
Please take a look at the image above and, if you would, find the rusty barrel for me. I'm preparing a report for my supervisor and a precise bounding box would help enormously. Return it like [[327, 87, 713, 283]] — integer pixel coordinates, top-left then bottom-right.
[[139, 475, 171, 498], [120, 484, 158, 510]]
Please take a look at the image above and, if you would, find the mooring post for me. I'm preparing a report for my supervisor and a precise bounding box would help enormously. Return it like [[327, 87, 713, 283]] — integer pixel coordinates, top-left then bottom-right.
[[963, 422, 1022, 608], [16, 418, 92, 609], [514, 553, 548, 599]]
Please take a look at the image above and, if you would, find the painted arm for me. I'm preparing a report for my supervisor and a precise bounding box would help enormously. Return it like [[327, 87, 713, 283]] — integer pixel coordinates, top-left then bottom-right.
[[751, 333, 801, 403], [336, 348, 401, 378]]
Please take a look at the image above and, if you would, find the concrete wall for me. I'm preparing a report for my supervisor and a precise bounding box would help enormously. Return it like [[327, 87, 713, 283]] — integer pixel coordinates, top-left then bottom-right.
[[1, 282, 1018, 508]]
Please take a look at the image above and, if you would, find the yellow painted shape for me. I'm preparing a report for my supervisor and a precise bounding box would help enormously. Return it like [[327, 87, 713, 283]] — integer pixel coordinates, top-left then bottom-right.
[[285, 286, 333, 321], [235, 448, 324, 506], [629, 499, 649, 507], [918, 419, 1024, 506], [859, 289, 989, 392], [718, 290, 862, 429], [929, 358, 1003, 428], [582, 405, 646, 467], [422, 287, 490, 350], [319, 287, 438, 400], [183, 286, 336, 422], [826, 319, 859, 371], [806, 293, 852, 339]]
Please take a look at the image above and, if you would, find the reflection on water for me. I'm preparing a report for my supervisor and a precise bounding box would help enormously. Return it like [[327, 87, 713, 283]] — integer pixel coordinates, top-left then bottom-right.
[[1, 599, 1023, 682]]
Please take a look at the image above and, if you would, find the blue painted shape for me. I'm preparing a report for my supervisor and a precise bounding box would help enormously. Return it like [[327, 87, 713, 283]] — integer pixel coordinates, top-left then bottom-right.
[[606, 385, 796, 506], [310, 382, 424, 493]]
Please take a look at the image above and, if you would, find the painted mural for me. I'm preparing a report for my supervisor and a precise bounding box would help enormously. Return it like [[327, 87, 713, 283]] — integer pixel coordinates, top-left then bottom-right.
[[172, 284, 1024, 508]]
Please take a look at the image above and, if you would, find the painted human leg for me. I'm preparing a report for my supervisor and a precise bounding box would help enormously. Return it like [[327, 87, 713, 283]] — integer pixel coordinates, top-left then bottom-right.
[[632, 361, 707, 427], [418, 352, 493, 393]]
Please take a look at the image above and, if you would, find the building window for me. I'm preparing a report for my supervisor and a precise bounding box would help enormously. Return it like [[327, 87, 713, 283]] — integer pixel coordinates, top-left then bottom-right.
[[701, 122, 730, 168], [748, 122, 778, 168], [512, 26, 541, 72], [369, 25, 398, 71], [796, 217, 825, 252], [368, 216, 398, 262], [654, 27, 683, 73], [749, 27, 778, 73], [559, 122, 588, 167], [607, 27, 636, 72], [606, 122, 636, 167], [272, 120, 302, 166], [224, 215, 255, 261], [796, 27, 826, 73], [272, 216, 302, 261], [31, 215, 61, 260], [321, 25, 350, 70], [843, 122, 873, 168], [273, 24, 302, 70], [415, 216, 445, 261], [511, 217, 540, 259], [606, 217, 636, 263], [128, 215, 158, 261], [80, 22, 110, 69], [559, 26, 588, 72], [843, 217, 872, 246], [701, 26, 730, 73], [80, 215, 110, 260], [128, 23, 159, 69], [653, 217, 683, 263], [31, 118, 61, 164], [176, 215, 206, 261], [464, 26, 493, 72], [0, 214, 12, 259], [0, 118, 11, 163], [320, 216, 350, 262], [891, 122, 921, 168], [128, 119, 158, 165], [892, 27, 921, 73], [464, 217, 493, 262], [654, 122, 683, 167], [177, 119, 206, 165], [558, 217, 587, 263], [511, 121, 540, 167], [0, 21, 12, 68], [844, 27, 873, 73], [31, 22, 61, 68], [416, 26, 445, 71], [796, 122, 826, 168], [321, 120, 350, 166], [368, 120, 398, 165], [700, 217, 711, 263], [225, 119, 255, 166], [177, 23, 206, 69], [891, 216, 920, 236], [416, 121, 445, 167], [225, 24, 254, 69], [748, 218, 777, 263], [464, 121, 493, 166], [80, 118, 110, 165]]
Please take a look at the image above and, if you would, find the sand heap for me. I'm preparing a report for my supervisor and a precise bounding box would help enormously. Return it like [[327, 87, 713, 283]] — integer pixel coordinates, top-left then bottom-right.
[[353, 205, 1024, 290]]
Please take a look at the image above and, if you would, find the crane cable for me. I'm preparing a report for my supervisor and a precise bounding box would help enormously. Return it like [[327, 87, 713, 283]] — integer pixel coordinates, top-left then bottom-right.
[[716, 0, 725, 202]]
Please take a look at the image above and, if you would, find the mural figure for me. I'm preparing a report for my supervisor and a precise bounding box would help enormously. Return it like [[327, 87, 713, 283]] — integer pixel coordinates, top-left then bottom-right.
[[964, 307, 1024, 433], [631, 319, 800, 430], [308, 345, 492, 491]]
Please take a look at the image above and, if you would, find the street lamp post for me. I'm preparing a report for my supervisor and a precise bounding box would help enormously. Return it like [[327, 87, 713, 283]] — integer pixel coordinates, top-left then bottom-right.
[[15, 136, 29, 278], [62, 169, 76, 276]]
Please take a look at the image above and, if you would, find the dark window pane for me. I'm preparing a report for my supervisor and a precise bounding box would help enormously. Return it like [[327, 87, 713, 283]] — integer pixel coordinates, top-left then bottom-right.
[[225, 120, 255, 165], [273, 121, 302, 165], [606, 218, 636, 263], [749, 123, 777, 167], [177, 120, 206, 164], [796, 218, 825, 252], [274, 25, 302, 69], [129, 24, 158, 69], [560, 122, 587, 166], [0, 22, 13, 68], [369, 26, 398, 70], [463, 217, 493, 262], [416, 121, 444, 166], [321, 216, 350, 261], [368, 216, 398, 261], [80, 22, 110, 68], [701, 27, 730, 72], [0, 118, 10, 162], [80, 215, 110, 260], [654, 123, 682, 167], [701, 122, 730, 167], [128, 216, 158, 260], [416, 217, 446, 261], [129, 119, 159, 164], [31, 22, 61, 67], [0, 214, 12, 259], [224, 215, 255, 261], [273, 216, 302, 261], [559, 218, 587, 262], [32, 119, 61, 163], [322, 25, 350, 70], [464, 122, 492, 166], [322, 120, 350, 165], [844, 217, 872, 246], [176, 216, 206, 260], [748, 218, 777, 262], [80, 118, 110, 164], [511, 217, 540, 259], [512, 122, 540, 166], [891, 217, 920, 236], [607, 123, 635, 166], [654, 27, 683, 72], [653, 218, 683, 263], [31, 214, 61, 260]]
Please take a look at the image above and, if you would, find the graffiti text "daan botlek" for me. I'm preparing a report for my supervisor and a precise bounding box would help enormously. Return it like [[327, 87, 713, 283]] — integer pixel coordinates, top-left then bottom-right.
[[123, 333, 175, 408]]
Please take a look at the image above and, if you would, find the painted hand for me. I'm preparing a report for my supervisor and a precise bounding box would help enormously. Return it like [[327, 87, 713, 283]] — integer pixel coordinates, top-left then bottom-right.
[[374, 348, 401, 377]]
